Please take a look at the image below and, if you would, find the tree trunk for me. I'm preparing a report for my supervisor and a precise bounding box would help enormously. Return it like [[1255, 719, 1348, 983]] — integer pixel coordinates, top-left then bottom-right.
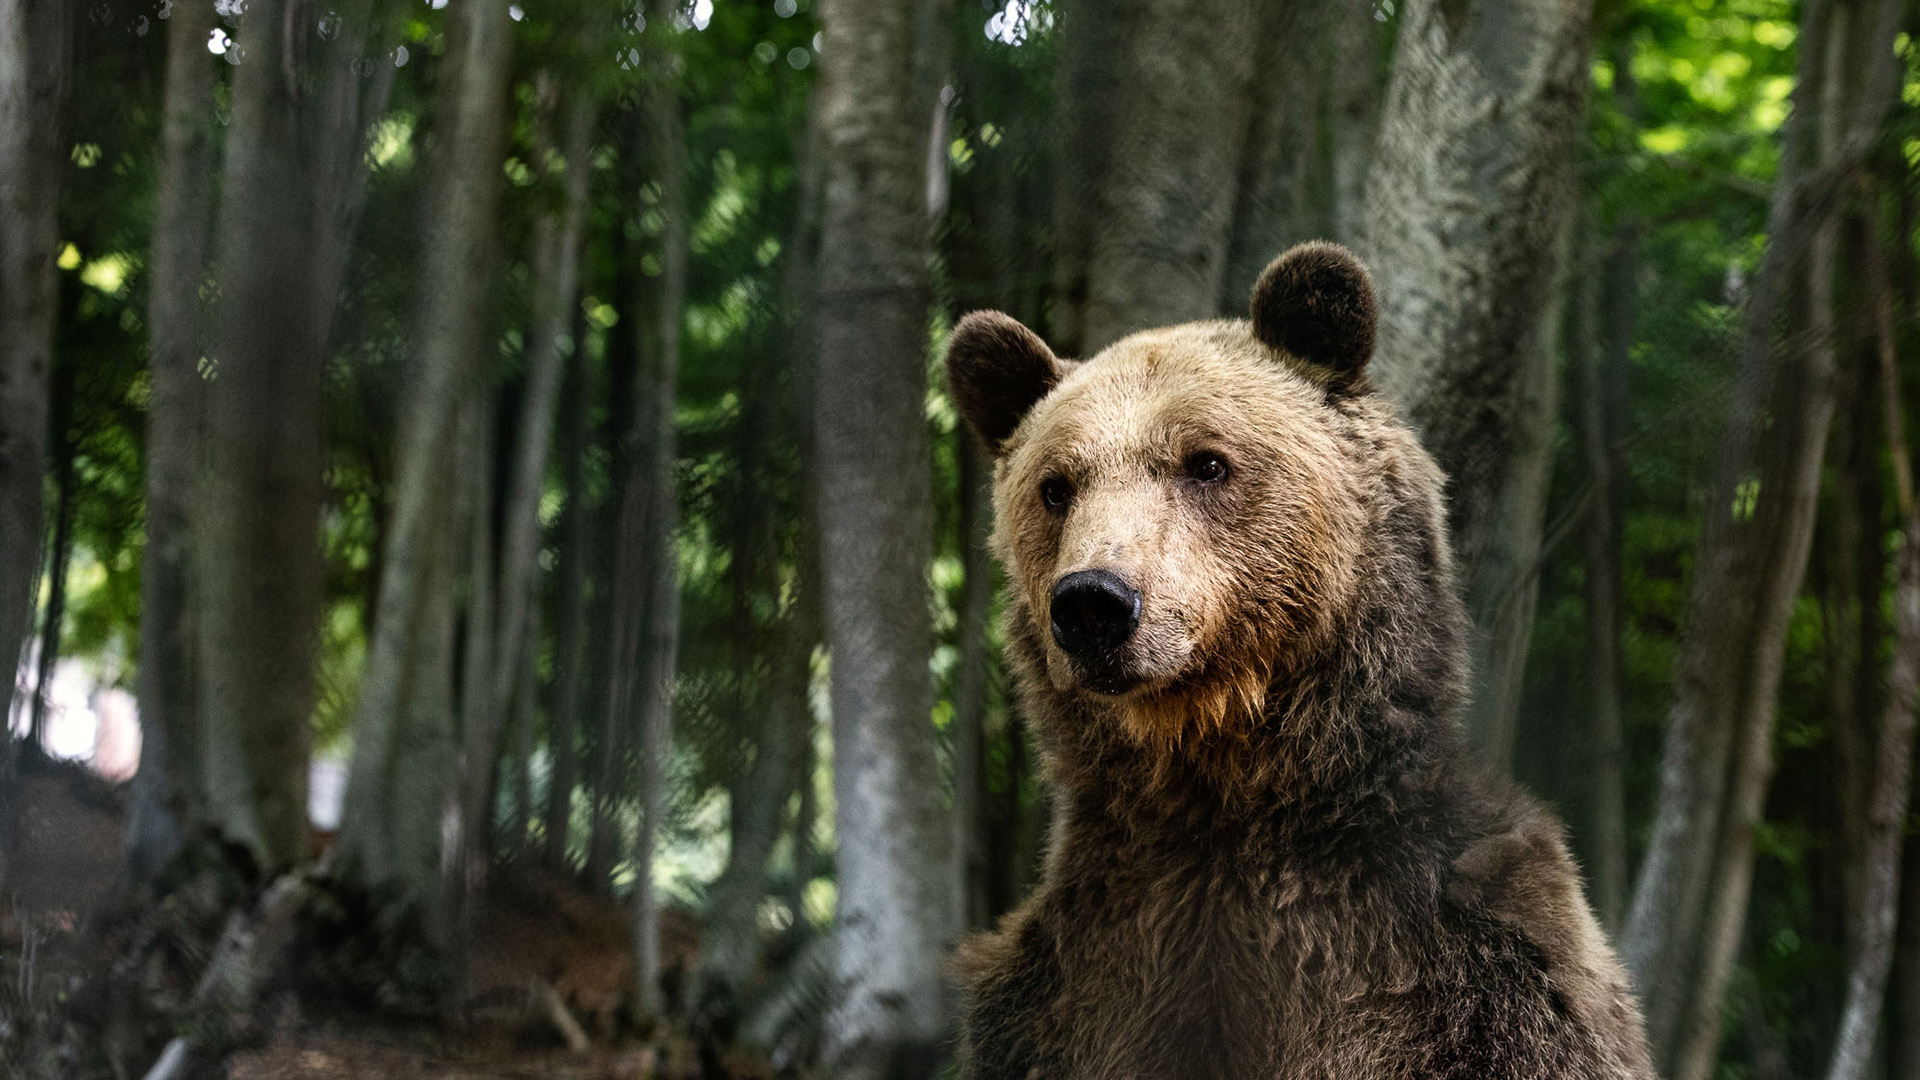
[[1618, 2, 1904, 1076], [198, 0, 338, 871], [28, 370, 75, 751], [629, 22, 687, 1017], [488, 75, 595, 860], [1329, 0, 1388, 245], [127, 0, 218, 881], [447, 388, 499, 995], [1220, 0, 1334, 308], [1820, 199, 1920, 1080], [547, 318, 591, 873], [1049, 0, 1259, 354], [1360, 0, 1593, 772], [814, 0, 953, 1072], [1573, 235, 1629, 932], [0, 0, 71, 696], [338, 0, 515, 933]]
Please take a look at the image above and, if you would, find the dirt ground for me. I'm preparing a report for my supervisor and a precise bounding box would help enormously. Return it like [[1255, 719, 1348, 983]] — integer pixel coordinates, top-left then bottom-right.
[[0, 758, 764, 1080]]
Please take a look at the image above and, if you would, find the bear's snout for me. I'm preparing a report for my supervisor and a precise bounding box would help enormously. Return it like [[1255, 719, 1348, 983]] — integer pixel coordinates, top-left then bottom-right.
[[1049, 569, 1143, 679]]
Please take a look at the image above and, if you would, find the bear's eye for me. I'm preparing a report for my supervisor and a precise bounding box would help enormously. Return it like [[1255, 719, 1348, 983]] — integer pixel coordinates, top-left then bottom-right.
[[1186, 452, 1230, 485], [1040, 475, 1074, 513]]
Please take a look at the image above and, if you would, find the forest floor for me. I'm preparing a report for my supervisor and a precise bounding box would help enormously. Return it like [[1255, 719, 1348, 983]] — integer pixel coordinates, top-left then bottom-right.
[[0, 759, 772, 1079]]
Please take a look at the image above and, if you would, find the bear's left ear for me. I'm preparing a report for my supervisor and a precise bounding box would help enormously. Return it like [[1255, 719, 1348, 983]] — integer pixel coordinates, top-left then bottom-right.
[[947, 310, 1068, 454], [1250, 241, 1377, 390]]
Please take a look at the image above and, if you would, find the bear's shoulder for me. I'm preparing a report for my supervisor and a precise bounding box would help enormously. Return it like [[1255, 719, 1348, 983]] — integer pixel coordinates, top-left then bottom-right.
[[1445, 794, 1654, 1077]]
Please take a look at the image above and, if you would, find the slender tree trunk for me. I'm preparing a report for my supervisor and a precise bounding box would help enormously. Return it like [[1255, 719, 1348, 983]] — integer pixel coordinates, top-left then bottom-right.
[[629, 23, 687, 1016], [547, 325, 591, 873], [338, 0, 515, 934], [29, 372, 75, 751], [128, 0, 218, 880], [1574, 237, 1629, 932], [446, 388, 499, 996], [694, 573, 819, 1015], [488, 76, 595, 856], [815, 0, 953, 1072], [1619, 3, 1904, 1075], [0, 0, 72, 697], [1049, 0, 1259, 355], [1360, 0, 1593, 772], [1820, 201, 1920, 1080]]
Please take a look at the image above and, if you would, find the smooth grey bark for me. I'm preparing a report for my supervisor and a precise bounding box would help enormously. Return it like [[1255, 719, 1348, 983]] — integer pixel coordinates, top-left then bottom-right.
[[1050, 0, 1259, 354], [629, 25, 687, 1015], [1329, 0, 1388, 245], [487, 76, 595, 855], [814, 0, 953, 1072], [198, 0, 334, 870], [197, 0, 390, 875], [1574, 236, 1630, 932], [1361, 0, 1593, 771], [1220, 0, 1334, 308], [338, 0, 515, 927], [447, 388, 498, 994], [0, 0, 71, 699], [1618, 2, 1905, 1076], [1820, 210, 1920, 1080], [127, 0, 218, 881]]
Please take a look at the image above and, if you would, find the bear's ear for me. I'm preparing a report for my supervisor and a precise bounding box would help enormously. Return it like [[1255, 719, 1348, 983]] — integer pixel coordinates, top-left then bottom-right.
[[1250, 241, 1378, 389], [947, 310, 1067, 453]]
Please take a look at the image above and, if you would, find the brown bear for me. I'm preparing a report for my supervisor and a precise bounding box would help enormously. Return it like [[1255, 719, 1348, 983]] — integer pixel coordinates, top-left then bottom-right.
[[944, 242, 1655, 1080]]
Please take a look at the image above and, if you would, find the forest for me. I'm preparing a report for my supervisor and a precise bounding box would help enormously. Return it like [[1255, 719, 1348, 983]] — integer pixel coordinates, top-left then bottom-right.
[[2, 0, 1919, 1075]]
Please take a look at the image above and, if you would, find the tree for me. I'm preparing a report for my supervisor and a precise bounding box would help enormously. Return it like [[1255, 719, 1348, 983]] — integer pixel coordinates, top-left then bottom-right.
[[197, 0, 339, 870], [498, 74, 595, 863], [1360, 0, 1595, 772], [127, 0, 218, 881], [1618, 1, 1905, 1075], [338, 0, 516, 937], [1049, 0, 1258, 354], [814, 0, 954, 1071], [1822, 196, 1920, 1080], [0, 0, 72, 701], [628, 8, 688, 1014]]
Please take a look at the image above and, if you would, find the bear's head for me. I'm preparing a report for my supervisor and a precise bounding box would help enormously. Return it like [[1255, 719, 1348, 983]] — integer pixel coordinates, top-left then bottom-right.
[[948, 243, 1464, 776]]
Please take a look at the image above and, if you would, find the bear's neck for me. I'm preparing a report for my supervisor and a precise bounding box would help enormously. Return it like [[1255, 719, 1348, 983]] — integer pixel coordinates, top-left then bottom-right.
[[1013, 556, 1470, 840]]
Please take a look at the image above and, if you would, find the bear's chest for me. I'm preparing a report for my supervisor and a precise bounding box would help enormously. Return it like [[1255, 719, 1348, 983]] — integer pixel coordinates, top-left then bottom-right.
[[1032, 856, 1446, 1080]]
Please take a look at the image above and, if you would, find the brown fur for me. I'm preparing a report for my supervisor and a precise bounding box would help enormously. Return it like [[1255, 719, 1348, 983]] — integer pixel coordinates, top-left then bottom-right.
[[946, 244, 1654, 1079]]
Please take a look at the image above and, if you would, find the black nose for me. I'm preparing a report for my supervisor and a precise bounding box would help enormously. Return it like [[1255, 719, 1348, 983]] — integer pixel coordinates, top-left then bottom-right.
[[1050, 569, 1142, 660]]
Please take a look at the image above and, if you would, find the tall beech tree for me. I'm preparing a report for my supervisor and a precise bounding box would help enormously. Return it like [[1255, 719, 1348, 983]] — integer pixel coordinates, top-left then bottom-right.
[[338, 0, 516, 933], [1618, 0, 1905, 1075], [126, 0, 218, 881], [1049, 0, 1258, 355], [813, 0, 954, 1070], [0, 0, 72, 703]]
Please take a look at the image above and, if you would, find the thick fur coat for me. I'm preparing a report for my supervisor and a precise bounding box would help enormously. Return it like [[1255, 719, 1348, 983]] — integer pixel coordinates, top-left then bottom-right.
[[945, 243, 1655, 1079]]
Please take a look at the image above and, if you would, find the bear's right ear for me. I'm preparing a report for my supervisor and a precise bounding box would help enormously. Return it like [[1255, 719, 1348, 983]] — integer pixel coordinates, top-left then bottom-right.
[[946, 310, 1067, 454]]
